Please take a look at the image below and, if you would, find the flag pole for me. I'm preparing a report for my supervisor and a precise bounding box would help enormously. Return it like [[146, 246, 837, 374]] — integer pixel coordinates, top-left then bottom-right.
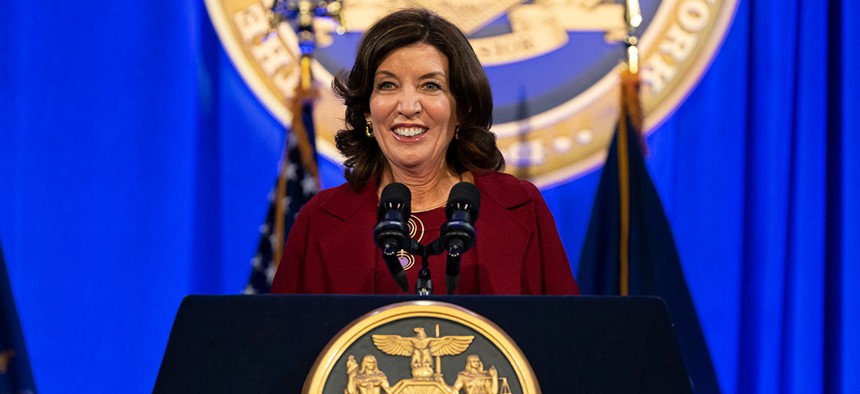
[[578, 4, 722, 388], [619, 0, 643, 295], [271, 0, 328, 269], [245, 0, 344, 293], [272, 1, 312, 268], [274, 6, 312, 269]]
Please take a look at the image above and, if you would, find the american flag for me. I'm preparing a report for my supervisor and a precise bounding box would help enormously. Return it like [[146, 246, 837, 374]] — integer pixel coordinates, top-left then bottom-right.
[[244, 100, 318, 294]]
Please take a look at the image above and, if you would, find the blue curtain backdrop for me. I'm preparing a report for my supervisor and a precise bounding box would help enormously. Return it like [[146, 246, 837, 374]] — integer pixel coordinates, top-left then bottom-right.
[[0, 1, 856, 393]]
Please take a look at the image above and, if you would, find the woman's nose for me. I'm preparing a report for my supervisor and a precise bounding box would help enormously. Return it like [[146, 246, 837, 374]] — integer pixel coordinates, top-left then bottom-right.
[[397, 90, 422, 118]]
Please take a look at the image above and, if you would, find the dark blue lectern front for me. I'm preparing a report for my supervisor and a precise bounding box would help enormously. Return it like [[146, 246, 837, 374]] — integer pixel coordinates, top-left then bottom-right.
[[154, 295, 690, 393]]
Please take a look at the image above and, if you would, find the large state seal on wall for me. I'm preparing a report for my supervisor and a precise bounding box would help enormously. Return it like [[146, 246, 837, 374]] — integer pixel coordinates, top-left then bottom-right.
[[205, 0, 737, 186]]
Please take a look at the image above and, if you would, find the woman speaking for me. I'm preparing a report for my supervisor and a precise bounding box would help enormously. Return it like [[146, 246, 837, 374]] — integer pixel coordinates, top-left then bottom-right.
[[272, 8, 579, 295]]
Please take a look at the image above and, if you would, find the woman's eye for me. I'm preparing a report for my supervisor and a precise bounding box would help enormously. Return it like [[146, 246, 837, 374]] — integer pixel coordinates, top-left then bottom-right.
[[423, 82, 441, 90], [376, 81, 396, 90]]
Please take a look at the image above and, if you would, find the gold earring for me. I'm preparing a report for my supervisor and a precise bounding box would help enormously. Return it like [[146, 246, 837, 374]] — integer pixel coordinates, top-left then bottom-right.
[[454, 125, 460, 140], [365, 120, 374, 138]]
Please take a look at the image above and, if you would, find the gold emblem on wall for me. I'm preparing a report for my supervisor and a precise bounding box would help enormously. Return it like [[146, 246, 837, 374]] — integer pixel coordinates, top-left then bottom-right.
[[303, 301, 535, 393], [205, 0, 738, 186]]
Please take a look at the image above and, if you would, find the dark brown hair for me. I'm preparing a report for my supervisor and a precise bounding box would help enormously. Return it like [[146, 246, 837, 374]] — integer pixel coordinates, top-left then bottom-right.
[[333, 8, 505, 190]]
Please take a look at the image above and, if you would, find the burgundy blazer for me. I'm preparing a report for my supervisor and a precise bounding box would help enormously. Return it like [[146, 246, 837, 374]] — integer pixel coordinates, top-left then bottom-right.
[[271, 171, 579, 295]]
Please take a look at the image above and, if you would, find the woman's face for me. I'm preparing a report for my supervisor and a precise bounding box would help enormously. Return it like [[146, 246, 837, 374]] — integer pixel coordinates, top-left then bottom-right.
[[368, 43, 458, 176]]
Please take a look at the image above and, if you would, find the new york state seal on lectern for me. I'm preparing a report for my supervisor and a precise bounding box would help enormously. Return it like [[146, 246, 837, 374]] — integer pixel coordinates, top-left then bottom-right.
[[302, 301, 538, 394]]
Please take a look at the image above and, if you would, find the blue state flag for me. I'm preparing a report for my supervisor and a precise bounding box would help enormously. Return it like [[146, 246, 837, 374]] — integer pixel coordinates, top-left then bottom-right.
[[1, 243, 37, 393], [577, 71, 720, 393]]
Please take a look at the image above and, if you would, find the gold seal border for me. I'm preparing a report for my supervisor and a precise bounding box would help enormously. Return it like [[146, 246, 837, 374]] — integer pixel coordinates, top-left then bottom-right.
[[301, 300, 541, 393]]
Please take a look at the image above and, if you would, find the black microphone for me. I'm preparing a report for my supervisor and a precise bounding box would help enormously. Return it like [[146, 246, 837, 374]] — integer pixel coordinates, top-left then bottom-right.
[[373, 182, 411, 292], [440, 182, 480, 294]]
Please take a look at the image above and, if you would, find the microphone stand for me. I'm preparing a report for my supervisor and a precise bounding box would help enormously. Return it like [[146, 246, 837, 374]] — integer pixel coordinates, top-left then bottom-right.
[[411, 242, 433, 296], [412, 239, 463, 296]]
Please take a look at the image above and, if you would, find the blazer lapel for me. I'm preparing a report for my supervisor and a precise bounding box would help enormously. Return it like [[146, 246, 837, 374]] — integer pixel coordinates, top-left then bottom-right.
[[316, 182, 380, 293], [472, 173, 534, 294]]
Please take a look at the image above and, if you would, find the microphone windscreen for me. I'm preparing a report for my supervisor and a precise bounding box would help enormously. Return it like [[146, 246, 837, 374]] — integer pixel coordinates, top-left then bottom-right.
[[446, 182, 481, 221], [379, 182, 411, 216]]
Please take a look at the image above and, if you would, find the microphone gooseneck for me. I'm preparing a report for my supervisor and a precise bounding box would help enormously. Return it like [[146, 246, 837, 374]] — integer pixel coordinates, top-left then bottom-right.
[[440, 182, 481, 295], [373, 183, 412, 292], [372, 181, 481, 295]]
